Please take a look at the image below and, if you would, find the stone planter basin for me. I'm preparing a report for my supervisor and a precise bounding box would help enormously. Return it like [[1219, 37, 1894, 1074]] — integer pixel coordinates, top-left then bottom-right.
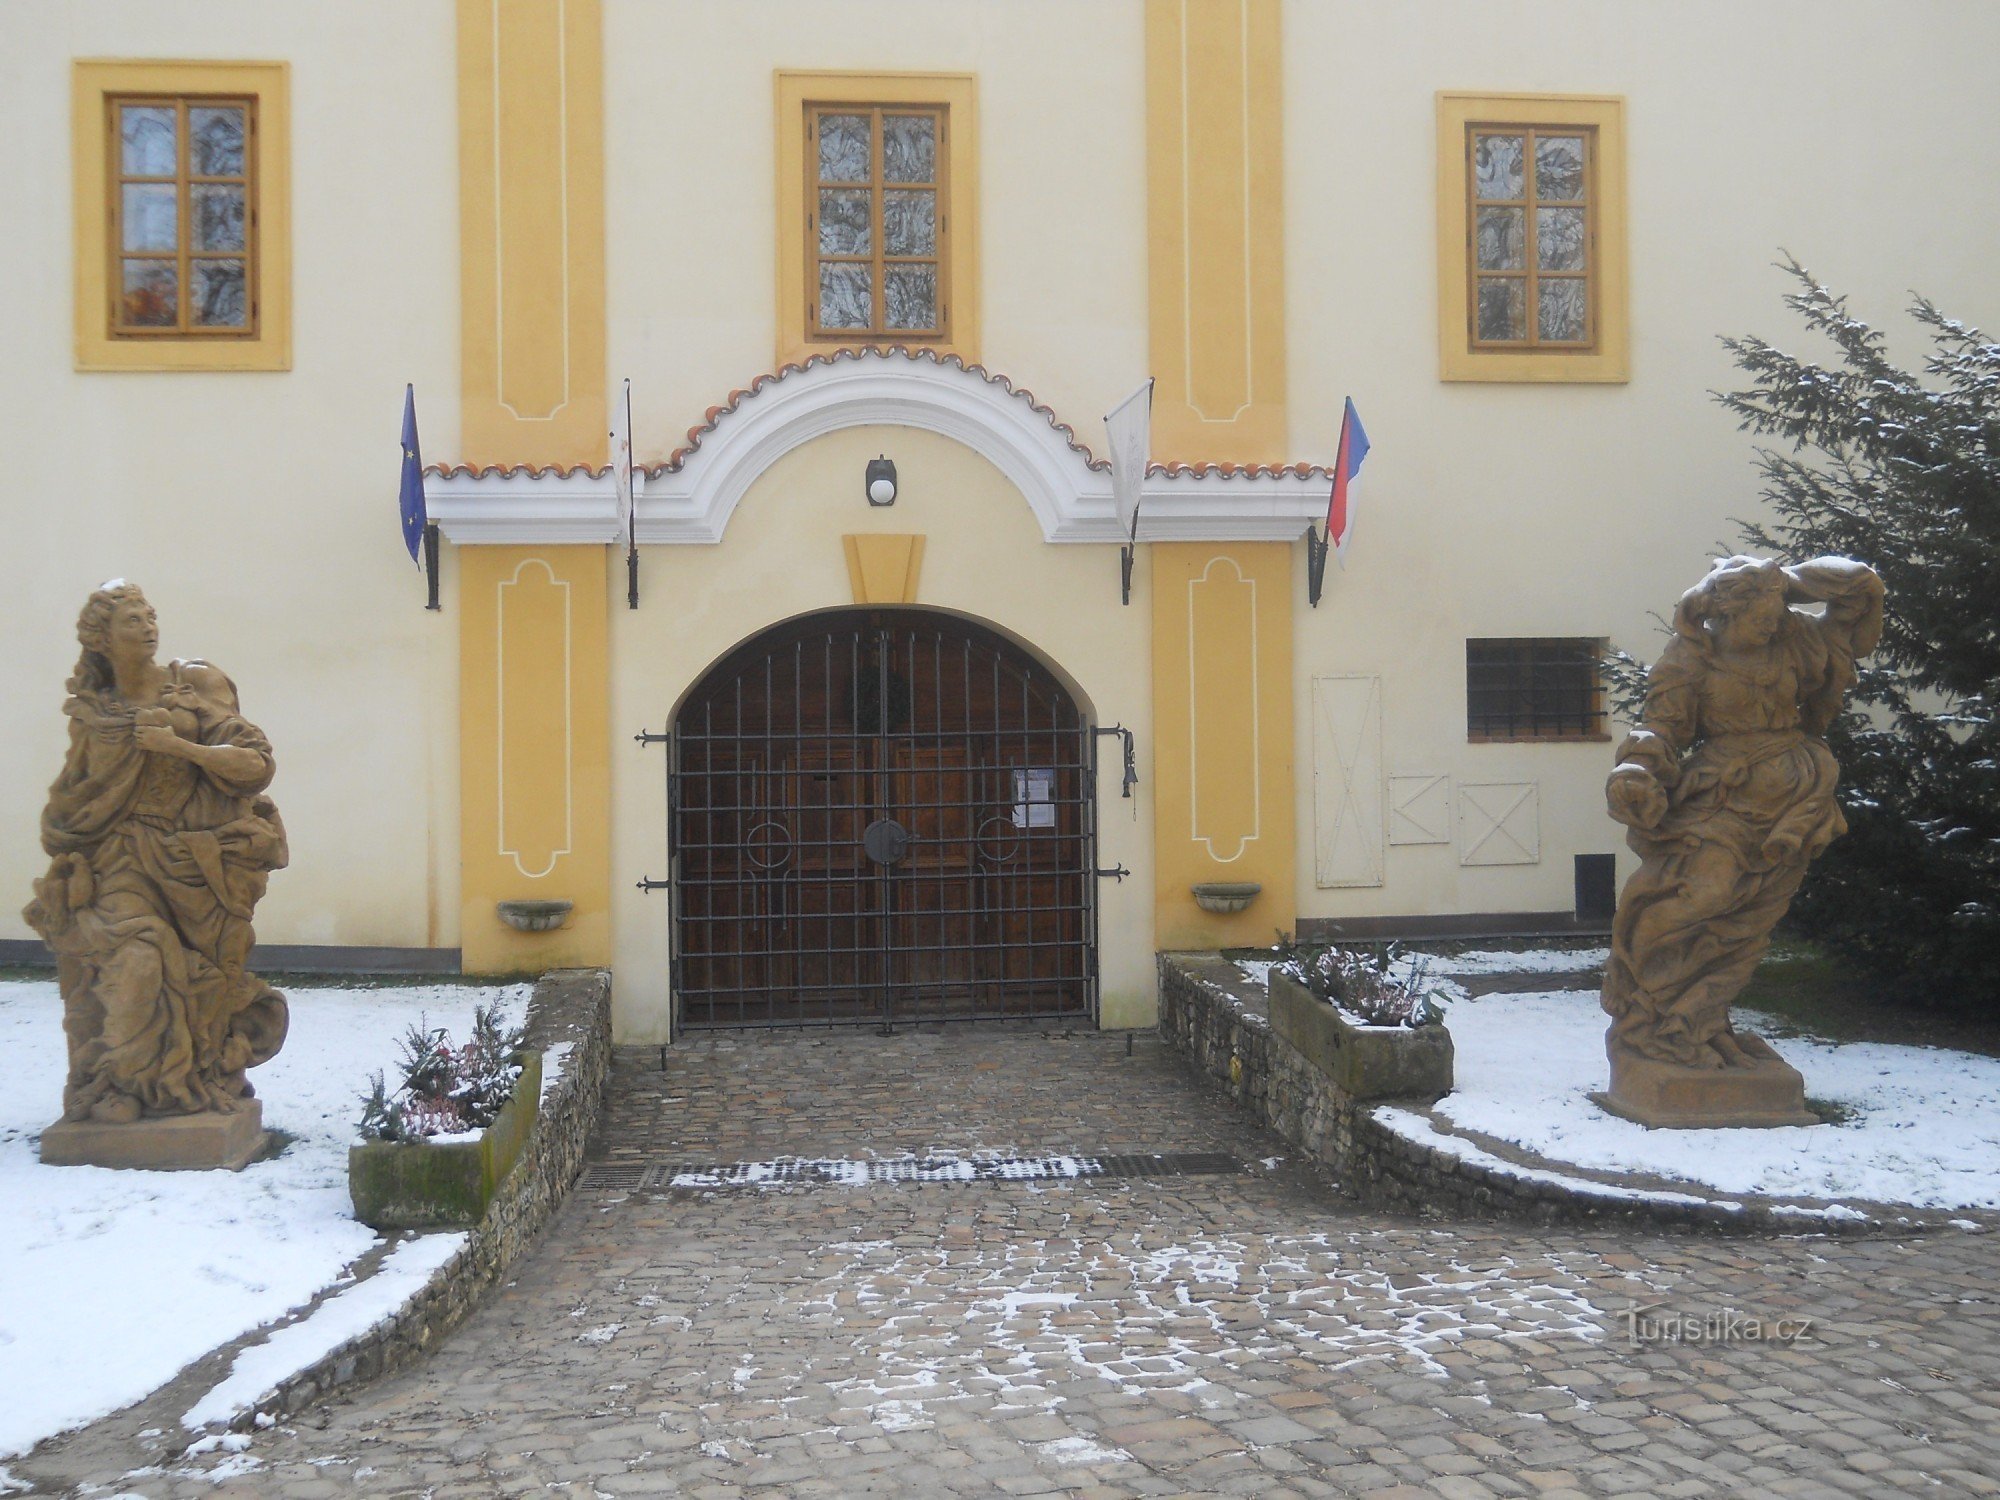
[[349, 1050, 541, 1230], [497, 899, 572, 932], [1191, 881, 1261, 914], [1268, 969, 1453, 1102]]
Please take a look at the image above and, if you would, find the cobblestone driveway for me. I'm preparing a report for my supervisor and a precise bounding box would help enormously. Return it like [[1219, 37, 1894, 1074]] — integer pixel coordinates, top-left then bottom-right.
[[27, 1030, 2000, 1497]]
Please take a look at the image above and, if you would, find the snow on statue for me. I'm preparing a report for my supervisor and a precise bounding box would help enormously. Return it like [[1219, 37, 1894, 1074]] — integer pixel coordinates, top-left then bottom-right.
[[1597, 555, 1884, 1129], [23, 582, 289, 1170]]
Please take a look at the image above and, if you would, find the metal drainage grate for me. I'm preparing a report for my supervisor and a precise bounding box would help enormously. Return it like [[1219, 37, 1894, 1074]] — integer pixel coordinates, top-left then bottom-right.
[[578, 1151, 1243, 1193]]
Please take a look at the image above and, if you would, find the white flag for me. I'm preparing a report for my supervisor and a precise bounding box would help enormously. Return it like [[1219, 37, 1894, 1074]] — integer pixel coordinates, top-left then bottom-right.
[[1104, 378, 1153, 542], [610, 377, 634, 550]]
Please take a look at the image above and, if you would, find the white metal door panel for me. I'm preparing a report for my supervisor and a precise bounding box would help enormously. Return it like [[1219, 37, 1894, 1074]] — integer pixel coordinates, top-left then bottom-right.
[[1313, 675, 1384, 888]]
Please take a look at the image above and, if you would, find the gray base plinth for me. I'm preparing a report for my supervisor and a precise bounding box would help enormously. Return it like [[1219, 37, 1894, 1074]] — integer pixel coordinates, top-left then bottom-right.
[[40, 1099, 266, 1171], [1596, 1051, 1819, 1129]]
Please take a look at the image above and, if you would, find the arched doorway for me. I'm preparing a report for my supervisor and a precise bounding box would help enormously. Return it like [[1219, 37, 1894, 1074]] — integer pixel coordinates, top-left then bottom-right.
[[671, 610, 1097, 1028]]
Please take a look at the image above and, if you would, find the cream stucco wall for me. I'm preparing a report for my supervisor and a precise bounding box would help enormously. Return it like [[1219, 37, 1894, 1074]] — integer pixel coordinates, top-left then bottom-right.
[[0, 3, 463, 951], [608, 424, 1155, 1041], [1281, 0, 2000, 921]]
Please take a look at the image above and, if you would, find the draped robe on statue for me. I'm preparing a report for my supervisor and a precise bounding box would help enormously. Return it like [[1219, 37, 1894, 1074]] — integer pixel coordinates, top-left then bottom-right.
[[25, 660, 289, 1119]]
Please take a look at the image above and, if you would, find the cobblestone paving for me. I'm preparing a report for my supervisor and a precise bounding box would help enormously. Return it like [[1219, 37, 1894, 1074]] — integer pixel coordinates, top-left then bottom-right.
[[25, 1030, 2000, 1498]]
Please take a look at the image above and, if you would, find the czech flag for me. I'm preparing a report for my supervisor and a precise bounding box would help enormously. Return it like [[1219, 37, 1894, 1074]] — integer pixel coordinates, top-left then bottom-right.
[[1326, 397, 1371, 567]]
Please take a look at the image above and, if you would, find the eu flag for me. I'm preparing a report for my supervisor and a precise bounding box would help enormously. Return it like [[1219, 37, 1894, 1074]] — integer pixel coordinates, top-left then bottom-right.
[[399, 384, 426, 563]]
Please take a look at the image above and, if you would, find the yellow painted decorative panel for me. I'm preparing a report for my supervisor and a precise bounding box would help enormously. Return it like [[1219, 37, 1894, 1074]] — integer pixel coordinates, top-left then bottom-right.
[[1144, 0, 1286, 464], [72, 59, 291, 372], [843, 534, 926, 605], [458, 0, 607, 464], [1151, 542, 1295, 949], [1436, 92, 1629, 383], [460, 546, 610, 973]]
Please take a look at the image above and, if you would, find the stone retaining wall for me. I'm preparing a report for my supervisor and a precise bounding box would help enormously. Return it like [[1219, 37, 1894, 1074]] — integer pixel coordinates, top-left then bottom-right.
[[1158, 953, 1879, 1236], [246, 968, 614, 1424]]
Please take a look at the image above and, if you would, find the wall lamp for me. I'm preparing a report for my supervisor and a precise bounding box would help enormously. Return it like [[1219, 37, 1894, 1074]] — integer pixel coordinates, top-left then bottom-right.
[[865, 455, 898, 506]]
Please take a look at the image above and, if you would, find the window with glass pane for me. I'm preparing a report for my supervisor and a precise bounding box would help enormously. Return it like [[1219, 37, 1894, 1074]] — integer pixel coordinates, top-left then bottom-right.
[[1465, 638, 1607, 740], [109, 96, 256, 336], [808, 104, 946, 342], [1468, 126, 1591, 350]]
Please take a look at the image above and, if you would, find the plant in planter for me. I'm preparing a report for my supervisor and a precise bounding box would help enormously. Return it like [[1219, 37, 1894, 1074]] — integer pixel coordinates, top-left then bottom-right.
[[350, 1004, 540, 1230], [1269, 944, 1455, 1102]]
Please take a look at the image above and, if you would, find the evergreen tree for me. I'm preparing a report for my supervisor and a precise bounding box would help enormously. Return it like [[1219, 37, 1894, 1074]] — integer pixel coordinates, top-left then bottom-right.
[[1713, 257, 1999, 1007]]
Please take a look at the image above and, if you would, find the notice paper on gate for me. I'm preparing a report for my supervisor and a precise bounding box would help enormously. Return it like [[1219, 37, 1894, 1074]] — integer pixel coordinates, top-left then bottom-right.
[[1012, 768, 1056, 828]]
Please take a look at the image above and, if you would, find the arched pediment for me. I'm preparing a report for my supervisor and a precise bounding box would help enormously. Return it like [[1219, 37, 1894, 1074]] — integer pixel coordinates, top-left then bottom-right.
[[426, 349, 1331, 545]]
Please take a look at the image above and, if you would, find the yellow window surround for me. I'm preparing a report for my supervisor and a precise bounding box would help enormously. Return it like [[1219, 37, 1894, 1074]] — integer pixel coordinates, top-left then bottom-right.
[[1436, 92, 1627, 384], [73, 59, 291, 372], [774, 70, 978, 369]]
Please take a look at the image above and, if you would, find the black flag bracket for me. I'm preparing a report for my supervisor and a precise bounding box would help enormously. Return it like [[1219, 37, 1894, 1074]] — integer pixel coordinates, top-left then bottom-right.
[[423, 523, 442, 611], [1305, 524, 1330, 608], [1120, 542, 1135, 607], [627, 546, 640, 610]]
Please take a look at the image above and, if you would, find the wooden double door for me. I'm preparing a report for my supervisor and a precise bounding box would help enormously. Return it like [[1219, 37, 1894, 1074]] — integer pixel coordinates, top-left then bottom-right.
[[671, 612, 1096, 1027]]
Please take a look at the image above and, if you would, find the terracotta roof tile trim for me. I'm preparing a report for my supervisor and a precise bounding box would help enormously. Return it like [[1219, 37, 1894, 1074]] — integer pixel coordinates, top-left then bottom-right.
[[425, 347, 1332, 482]]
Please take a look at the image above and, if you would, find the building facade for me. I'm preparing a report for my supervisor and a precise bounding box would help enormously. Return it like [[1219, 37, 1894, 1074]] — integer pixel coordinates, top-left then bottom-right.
[[4, 1, 1996, 1041]]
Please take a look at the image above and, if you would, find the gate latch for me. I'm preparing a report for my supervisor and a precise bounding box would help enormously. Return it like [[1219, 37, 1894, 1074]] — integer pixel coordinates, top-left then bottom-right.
[[864, 818, 912, 866], [637, 875, 670, 893], [1095, 864, 1131, 882]]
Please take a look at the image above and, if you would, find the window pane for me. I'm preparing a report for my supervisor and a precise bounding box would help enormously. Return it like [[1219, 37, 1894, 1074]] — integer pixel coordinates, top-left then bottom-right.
[[882, 114, 936, 183], [189, 106, 246, 176], [1538, 279, 1588, 342], [818, 262, 872, 329], [1535, 135, 1585, 201], [884, 263, 937, 330], [1473, 133, 1524, 200], [883, 189, 935, 256], [1476, 278, 1525, 341], [818, 113, 870, 183], [1537, 206, 1585, 271], [192, 184, 247, 252], [121, 183, 179, 251], [192, 259, 247, 326], [120, 105, 177, 176], [1475, 206, 1522, 270], [121, 261, 178, 326], [818, 188, 871, 254]]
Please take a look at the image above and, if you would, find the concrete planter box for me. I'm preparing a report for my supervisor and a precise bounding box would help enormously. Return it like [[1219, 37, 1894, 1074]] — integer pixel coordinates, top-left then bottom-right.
[[349, 1050, 541, 1230], [1268, 969, 1453, 1103]]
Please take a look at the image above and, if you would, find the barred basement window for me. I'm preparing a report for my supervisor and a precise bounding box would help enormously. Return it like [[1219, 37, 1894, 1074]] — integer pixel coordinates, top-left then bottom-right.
[[806, 103, 948, 342], [109, 95, 258, 336], [1466, 638, 1607, 741]]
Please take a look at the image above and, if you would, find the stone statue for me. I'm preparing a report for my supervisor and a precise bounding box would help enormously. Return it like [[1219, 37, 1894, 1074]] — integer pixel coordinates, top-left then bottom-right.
[[24, 582, 289, 1169], [1598, 555, 1884, 1128]]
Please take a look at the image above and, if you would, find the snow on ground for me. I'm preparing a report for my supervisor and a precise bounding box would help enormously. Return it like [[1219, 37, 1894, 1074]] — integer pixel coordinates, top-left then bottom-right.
[[1428, 946, 1607, 975], [1429, 987, 2000, 1210], [0, 979, 528, 1459]]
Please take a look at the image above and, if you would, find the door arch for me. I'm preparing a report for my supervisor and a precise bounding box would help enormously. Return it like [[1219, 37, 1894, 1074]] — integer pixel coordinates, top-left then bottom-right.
[[671, 609, 1097, 1028]]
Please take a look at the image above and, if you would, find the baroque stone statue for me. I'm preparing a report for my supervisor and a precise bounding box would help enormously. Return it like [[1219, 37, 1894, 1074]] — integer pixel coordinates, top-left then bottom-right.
[[1598, 555, 1884, 1128], [24, 582, 289, 1169]]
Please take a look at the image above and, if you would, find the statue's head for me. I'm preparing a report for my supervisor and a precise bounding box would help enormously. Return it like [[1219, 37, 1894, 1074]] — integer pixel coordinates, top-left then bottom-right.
[[69, 581, 156, 695], [1676, 556, 1788, 650]]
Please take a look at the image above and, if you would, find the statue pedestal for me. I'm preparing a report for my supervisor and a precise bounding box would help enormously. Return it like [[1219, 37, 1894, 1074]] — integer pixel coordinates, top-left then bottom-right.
[[1594, 1052, 1819, 1129], [40, 1100, 266, 1171]]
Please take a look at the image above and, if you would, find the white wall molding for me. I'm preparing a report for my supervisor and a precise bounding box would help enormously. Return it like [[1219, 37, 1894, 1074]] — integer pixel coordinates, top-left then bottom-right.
[[426, 351, 1329, 545]]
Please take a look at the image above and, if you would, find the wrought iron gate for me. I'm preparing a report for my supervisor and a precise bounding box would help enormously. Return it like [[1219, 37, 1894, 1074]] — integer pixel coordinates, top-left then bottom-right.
[[669, 611, 1097, 1028]]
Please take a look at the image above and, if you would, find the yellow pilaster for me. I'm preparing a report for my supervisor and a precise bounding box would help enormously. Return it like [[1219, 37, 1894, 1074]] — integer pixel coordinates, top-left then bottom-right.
[[457, 0, 607, 466], [1151, 543, 1296, 949], [1144, 0, 1287, 465], [458, 547, 611, 973]]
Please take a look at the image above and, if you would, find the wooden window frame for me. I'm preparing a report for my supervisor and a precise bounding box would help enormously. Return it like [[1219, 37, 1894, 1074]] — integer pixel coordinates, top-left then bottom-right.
[[1437, 92, 1626, 384], [1465, 637, 1610, 743], [1467, 124, 1594, 353], [775, 71, 978, 367], [805, 103, 949, 346], [74, 60, 290, 371], [106, 93, 260, 340]]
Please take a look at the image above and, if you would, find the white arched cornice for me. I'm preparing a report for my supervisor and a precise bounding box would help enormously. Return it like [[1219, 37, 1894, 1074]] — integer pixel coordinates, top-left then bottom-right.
[[425, 349, 1332, 545]]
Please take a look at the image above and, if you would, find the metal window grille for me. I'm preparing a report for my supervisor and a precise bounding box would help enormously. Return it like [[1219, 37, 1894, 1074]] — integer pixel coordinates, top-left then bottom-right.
[[1465, 637, 1605, 740], [669, 611, 1097, 1028]]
